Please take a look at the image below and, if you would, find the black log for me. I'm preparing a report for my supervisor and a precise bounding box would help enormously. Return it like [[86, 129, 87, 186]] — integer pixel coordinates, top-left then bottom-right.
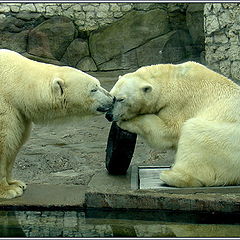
[[105, 121, 137, 175]]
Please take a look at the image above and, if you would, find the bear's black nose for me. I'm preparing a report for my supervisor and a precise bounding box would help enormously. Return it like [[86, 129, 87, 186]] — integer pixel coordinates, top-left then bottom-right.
[[105, 112, 113, 122]]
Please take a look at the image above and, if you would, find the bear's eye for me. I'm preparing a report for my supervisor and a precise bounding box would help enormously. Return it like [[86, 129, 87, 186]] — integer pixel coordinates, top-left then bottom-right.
[[116, 98, 124, 102], [91, 89, 98, 93], [142, 86, 152, 93]]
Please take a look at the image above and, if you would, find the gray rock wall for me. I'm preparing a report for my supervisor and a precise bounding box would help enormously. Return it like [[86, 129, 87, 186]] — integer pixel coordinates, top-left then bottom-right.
[[204, 3, 240, 81], [0, 2, 204, 71]]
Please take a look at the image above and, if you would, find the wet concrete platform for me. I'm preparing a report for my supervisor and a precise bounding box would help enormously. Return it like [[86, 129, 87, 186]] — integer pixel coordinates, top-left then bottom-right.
[[86, 167, 240, 213], [0, 184, 85, 210], [1, 166, 240, 213]]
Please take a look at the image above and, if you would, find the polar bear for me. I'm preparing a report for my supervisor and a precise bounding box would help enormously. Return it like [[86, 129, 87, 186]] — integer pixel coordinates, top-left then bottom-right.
[[0, 49, 113, 199], [106, 62, 240, 188]]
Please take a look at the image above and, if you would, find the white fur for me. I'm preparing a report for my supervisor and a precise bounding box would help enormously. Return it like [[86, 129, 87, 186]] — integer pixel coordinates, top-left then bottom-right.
[[110, 62, 240, 187], [0, 49, 112, 198]]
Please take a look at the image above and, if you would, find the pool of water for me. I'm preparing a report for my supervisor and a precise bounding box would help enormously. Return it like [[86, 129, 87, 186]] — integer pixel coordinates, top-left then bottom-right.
[[1, 209, 240, 237]]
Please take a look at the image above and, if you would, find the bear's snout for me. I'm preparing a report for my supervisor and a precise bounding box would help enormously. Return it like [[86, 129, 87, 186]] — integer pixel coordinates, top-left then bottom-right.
[[97, 100, 113, 113], [96, 92, 114, 113], [97, 105, 111, 113]]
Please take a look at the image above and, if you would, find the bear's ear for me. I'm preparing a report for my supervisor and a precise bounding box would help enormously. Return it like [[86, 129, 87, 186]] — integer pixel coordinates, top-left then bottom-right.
[[118, 75, 122, 80], [52, 77, 65, 96], [141, 84, 152, 93]]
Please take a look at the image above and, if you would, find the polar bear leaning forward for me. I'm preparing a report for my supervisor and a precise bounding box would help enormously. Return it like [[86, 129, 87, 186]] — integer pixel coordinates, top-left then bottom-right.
[[106, 62, 240, 187], [0, 49, 113, 199]]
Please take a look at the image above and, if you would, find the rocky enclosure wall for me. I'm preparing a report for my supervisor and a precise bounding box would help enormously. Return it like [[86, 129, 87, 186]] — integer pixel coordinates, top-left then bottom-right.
[[204, 3, 240, 81], [0, 2, 204, 72]]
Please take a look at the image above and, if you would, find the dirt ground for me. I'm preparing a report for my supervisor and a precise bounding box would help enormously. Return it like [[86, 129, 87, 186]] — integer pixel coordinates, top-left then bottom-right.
[[13, 71, 174, 187]]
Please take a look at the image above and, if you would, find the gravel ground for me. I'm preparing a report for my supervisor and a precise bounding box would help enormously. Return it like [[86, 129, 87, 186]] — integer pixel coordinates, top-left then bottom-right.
[[13, 71, 174, 187]]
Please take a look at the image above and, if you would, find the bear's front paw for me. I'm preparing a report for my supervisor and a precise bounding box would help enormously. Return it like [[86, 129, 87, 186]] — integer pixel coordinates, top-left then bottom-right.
[[0, 185, 24, 199], [117, 120, 137, 134], [8, 179, 27, 190], [117, 120, 129, 130]]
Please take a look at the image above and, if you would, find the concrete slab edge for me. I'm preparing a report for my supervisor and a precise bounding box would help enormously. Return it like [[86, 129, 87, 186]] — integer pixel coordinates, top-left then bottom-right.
[[85, 191, 240, 213]]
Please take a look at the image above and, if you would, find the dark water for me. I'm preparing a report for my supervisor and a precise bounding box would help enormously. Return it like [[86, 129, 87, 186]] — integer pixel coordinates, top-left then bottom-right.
[[1, 209, 240, 237]]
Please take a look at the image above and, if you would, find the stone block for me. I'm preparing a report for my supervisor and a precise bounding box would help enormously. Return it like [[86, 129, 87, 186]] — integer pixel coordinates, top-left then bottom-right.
[[61, 38, 89, 67], [20, 3, 36, 12], [205, 15, 219, 35], [28, 16, 77, 60], [137, 30, 192, 66], [0, 30, 28, 52], [89, 9, 170, 65], [231, 61, 240, 81], [110, 3, 120, 12], [0, 4, 10, 13], [86, 170, 240, 213], [98, 49, 138, 71], [76, 56, 97, 71]]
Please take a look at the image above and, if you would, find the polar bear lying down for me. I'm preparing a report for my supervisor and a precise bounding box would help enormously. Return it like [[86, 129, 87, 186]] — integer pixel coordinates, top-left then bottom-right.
[[0, 49, 113, 199], [106, 62, 240, 188]]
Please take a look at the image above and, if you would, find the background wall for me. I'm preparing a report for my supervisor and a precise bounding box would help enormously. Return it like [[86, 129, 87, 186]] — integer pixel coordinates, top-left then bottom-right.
[[0, 2, 204, 72], [204, 3, 240, 81]]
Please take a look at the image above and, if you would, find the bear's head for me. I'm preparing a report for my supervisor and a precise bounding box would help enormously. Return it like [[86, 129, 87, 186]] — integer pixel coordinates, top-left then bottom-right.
[[52, 67, 113, 118], [106, 71, 159, 122]]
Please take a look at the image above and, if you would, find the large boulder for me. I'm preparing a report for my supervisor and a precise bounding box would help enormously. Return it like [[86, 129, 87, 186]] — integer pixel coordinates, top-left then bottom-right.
[[0, 30, 28, 52], [98, 49, 138, 71], [97, 30, 193, 70], [76, 56, 97, 72], [89, 9, 170, 66], [61, 38, 89, 67], [28, 16, 77, 60], [137, 30, 193, 66], [0, 16, 25, 33], [22, 52, 64, 66]]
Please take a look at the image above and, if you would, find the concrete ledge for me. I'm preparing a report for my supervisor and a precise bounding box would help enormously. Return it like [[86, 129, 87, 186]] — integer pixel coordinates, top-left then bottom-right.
[[0, 184, 86, 210], [0, 172, 240, 213], [85, 170, 240, 213]]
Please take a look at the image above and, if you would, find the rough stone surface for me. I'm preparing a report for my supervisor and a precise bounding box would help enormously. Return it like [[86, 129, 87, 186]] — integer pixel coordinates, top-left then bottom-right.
[[136, 30, 193, 66], [0, 3, 204, 71], [76, 57, 97, 72], [98, 49, 138, 71], [61, 38, 89, 67], [28, 16, 77, 60], [86, 171, 240, 213], [89, 9, 170, 66], [0, 30, 28, 53], [204, 3, 240, 81], [186, 3, 204, 45], [22, 52, 64, 66], [0, 16, 24, 33]]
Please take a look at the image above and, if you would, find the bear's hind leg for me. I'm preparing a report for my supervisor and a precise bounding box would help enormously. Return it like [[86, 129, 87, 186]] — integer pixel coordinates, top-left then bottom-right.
[[160, 169, 204, 187], [160, 118, 240, 187]]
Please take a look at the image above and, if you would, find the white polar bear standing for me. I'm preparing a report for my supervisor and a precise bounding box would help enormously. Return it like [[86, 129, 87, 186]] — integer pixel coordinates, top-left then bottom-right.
[[0, 49, 113, 199], [107, 62, 240, 188]]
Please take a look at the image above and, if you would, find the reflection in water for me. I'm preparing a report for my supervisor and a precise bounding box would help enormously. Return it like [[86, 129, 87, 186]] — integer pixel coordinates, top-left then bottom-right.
[[0, 210, 240, 237], [0, 211, 25, 237]]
